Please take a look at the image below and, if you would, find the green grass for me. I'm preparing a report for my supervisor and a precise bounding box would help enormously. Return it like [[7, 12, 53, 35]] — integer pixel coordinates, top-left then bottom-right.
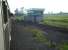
[[31, 29, 48, 44], [23, 27, 49, 44], [59, 42, 68, 50], [63, 44, 68, 50], [42, 16, 68, 28], [23, 27, 58, 47], [16, 16, 24, 21]]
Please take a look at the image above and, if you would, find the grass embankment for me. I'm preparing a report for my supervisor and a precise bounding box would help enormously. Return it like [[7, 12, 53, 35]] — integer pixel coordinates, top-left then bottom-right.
[[42, 16, 68, 28]]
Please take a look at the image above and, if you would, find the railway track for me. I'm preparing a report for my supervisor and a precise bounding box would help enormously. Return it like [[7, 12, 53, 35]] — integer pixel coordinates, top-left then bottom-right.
[[10, 20, 68, 50], [21, 21, 68, 42], [35, 24, 68, 33]]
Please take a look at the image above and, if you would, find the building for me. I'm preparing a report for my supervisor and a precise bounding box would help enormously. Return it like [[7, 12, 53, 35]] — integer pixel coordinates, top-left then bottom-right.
[[25, 8, 44, 23]]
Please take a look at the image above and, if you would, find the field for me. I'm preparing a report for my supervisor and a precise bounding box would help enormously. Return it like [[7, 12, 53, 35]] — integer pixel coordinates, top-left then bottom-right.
[[42, 16, 68, 29], [16, 15, 68, 29]]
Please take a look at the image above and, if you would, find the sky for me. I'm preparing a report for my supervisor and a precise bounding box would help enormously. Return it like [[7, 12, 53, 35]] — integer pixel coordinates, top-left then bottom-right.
[[7, 0, 68, 13]]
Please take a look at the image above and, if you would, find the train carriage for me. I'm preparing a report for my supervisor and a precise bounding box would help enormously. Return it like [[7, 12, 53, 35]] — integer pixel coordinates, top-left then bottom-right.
[[0, 0, 12, 50]]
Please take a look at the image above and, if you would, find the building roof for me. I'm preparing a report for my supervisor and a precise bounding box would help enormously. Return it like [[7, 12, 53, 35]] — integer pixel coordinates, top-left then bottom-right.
[[27, 8, 44, 12]]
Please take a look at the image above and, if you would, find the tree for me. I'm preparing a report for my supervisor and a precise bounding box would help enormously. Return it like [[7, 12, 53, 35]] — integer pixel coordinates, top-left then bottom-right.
[[15, 7, 24, 16], [15, 8, 19, 16]]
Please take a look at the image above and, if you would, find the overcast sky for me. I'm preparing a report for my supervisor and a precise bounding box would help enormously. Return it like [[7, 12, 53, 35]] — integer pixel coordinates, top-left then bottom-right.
[[7, 0, 68, 13]]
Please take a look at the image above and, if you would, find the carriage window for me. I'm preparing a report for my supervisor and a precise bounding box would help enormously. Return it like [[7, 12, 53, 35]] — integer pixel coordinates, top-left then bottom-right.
[[2, 1, 8, 24]]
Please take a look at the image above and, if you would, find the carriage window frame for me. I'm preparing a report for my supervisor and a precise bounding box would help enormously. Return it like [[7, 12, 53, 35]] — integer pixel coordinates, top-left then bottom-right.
[[2, 1, 8, 24]]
